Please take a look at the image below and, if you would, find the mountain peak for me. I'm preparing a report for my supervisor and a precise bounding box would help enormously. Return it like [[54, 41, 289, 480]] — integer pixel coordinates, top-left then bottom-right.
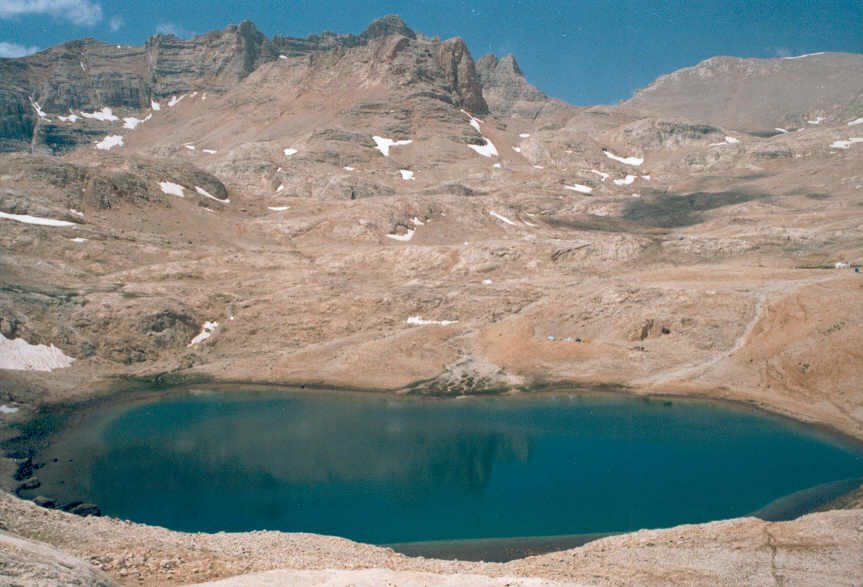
[[361, 15, 416, 40]]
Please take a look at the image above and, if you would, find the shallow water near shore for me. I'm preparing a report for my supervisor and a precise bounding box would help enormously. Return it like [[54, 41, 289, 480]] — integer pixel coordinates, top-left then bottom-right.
[[20, 387, 863, 559]]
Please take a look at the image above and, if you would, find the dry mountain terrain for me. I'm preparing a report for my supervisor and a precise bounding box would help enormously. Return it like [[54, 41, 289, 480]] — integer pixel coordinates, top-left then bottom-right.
[[0, 14, 862, 586]]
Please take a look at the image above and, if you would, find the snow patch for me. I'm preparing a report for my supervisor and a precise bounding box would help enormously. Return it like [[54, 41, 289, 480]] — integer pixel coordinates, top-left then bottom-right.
[[284, 148, 298, 157], [202, 149, 217, 154], [372, 136, 412, 157], [159, 181, 185, 197], [188, 322, 218, 347], [276, 184, 285, 192], [482, 279, 493, 285], [590, 169, 609, 181], [565, 183, 592, 194], [774, 127, 789, 134], [184, 144, 196, 150], [468, 138, 499, 158], [410, 217, 424, 226], [0, 405, 18, 414], [95, 134, 123, 151], [406, 316, 458, 326], [603, 149, 643, 166], [58, 112, 79, 123], [613, 174, 636, 186], [0, 333, 75, 372], [807, 117, 824, 125], [460, 110, 483, 132], [123, 114, 150, 129], [69, 209, 84, 218], [519, 133, 531, 138], [80, 107, 118, 122], [150, 99, 161, 111], [532, 165, 544, 169], [489, 211, 517, 226], [782, 52, 825, 60], [343, 166, 355, 171], [830, 137, 863, 150], [399, 169, 415, 181], [29, 97, 47, 119], [848, 117, 863, 126], [268, 206, 289, 212], [0, 211, 75, 227], [195, 185, 228, 203], [493, 162, 501, 169], [70, 237, 87, 243], [386, 229, 415, 242], [512, 146, 522, 153], [168, 95, 185, 108]]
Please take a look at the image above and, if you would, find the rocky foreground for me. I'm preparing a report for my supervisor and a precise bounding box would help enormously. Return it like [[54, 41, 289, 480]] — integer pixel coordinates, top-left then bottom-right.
[[1, 14, 862, 586], [1, 493, 862, 586]]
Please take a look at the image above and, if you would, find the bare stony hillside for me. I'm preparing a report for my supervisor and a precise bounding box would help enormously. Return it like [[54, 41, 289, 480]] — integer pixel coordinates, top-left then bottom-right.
[[1, 14, 862, 586], [626, 52, 863, 133]]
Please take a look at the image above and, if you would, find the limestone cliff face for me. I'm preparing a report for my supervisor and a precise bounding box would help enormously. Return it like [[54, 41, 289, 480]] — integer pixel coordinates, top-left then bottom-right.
[[436, 38, 488, 115], [0, 15, 491, 153], [476, 53, 563, 119]]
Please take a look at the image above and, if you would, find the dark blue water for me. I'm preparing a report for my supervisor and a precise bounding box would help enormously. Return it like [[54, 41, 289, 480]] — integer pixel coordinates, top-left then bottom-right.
[[31, 389, 863, 547]]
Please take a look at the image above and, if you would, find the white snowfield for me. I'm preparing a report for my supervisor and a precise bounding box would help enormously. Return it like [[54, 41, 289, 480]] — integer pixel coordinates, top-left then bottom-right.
[[406, 316, 458, 326], [386, 228, 415, 242], [469, 138, 499, 158], [460, 110, 483, 132], [519, 133, 531, 138], [830, 137, 863, 150], [399, 169, 415, 181], [95, 135, 123, 151], [188, 322, 218, 347], [159, 181, 185, 197], [848, 117, 863, 126], [613, 175, 636, 186], [29, 97, 47, 119], [195, 186, 228, 203], [150, 99, 161, 111], [123, 114, 151, 129], [604, 149, 643, 166], [512, 146, 522, 153], [372, 136, 412, 157], [782, 52, 825, 60], [202, 149, 218, 154], [283, 148, 298, 157], [775, 128, 789, 134], [565, 183, 593, 194], [58, 112, 79, 123], [0, 211, 75, 227], [80, 107, 118, 122], [0, 333, 75, 372], [0, 405, 18, 414], [268, 206, 289, 212], [489, 211, 517, 226]]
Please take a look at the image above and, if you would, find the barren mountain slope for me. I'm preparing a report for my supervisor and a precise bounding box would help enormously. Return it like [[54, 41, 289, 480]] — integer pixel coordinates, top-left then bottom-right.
[[626, 52, 863, 133]]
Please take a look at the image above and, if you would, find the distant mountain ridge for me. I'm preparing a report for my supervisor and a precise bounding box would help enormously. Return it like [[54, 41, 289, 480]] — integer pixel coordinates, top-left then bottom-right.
[[626, 52, 863, 133]]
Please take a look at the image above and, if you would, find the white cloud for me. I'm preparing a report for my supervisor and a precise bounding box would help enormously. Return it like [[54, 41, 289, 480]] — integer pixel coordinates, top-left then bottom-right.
[[156, 22, 195, 38], [0, 40, 38, 57], [0, 0, 103, 26], [108, 13, 123, 31]]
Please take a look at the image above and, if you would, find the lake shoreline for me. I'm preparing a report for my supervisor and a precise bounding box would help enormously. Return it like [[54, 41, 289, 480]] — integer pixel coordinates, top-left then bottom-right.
[[3, 380, 862, 561]]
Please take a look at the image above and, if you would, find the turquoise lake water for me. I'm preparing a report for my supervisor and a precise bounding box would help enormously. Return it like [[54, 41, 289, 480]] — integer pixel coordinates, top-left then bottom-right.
[[28, 389, 863, 551]]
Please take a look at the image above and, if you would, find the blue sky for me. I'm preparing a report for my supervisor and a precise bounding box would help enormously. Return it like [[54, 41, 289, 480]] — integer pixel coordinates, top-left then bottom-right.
[[1, 0, 861, 104]]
